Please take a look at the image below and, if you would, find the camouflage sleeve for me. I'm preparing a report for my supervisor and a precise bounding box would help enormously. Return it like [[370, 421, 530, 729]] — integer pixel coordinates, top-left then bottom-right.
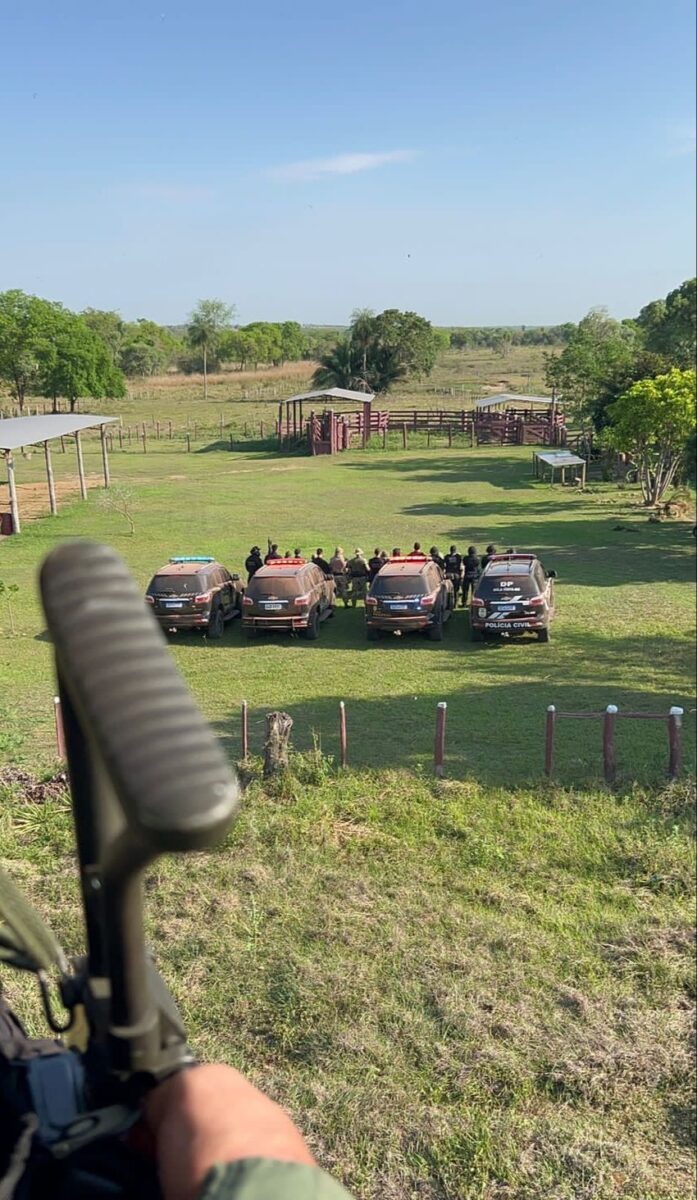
[[197, 1156, 355, 1199]]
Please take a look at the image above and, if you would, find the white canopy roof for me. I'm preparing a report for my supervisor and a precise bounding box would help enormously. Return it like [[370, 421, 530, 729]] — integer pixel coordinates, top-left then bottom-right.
[[285, 387, 375, 404], [535, 451, 586, 468], [476, 392, 554, 409], [0, 414, 117, 451]]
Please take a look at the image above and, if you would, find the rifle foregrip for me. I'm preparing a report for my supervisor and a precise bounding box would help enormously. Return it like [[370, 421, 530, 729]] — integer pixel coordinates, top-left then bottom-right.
[[40, 541, 239, 852]]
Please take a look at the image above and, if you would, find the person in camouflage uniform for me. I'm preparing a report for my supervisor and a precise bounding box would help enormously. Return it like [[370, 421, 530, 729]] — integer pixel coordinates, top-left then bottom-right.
[[329, 547, 349, 607], [147, 1063, 353, 1200], [348, 549, 369, 607]]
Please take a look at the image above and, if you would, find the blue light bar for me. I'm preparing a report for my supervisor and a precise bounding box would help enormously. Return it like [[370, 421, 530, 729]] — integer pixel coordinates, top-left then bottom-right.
[[168, 556, 215, 564]]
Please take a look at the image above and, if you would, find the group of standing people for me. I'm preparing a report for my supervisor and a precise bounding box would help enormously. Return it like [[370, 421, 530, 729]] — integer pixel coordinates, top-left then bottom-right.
[[243, 541, 502, 608]]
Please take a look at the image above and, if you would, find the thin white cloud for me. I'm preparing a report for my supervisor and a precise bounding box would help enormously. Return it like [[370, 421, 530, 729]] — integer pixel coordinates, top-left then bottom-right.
[[268, 149, 417, 182], [666, 121, 696, 158]]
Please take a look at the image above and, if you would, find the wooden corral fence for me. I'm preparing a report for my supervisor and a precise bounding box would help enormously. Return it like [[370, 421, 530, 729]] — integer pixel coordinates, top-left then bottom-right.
[[53, 697, 686, 783], [300, 406, 567, 455], [544, 704, 685, 783]]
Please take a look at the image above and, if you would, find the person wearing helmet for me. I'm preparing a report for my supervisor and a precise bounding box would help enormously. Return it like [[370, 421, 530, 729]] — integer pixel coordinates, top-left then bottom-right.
[[244, 546, 263, 582], [444, 544, 462, 604], [461, 545, 481, 606], [330, 546, 349, 607]]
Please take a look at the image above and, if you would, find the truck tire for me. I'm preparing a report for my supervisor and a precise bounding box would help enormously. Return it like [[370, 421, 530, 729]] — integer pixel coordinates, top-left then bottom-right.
[[304, 608, 320, 640], [537, 627, 550, 643], [470, 625, 483, 642], [428, 617, 444, 641], [207, 607, 225, 639]]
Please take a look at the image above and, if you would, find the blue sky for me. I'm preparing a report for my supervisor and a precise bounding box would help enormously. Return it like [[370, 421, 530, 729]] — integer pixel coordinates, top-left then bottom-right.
[[1, 0, 694, 326]]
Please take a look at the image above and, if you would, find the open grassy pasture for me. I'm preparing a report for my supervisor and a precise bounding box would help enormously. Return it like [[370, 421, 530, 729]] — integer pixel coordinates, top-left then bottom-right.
[[1, 413, 695, 1198], [25, 345, 552, 440]]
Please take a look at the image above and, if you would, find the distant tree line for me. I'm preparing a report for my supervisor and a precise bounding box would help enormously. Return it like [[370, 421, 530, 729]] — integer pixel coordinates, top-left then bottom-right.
[[448, 324, 575, 351]]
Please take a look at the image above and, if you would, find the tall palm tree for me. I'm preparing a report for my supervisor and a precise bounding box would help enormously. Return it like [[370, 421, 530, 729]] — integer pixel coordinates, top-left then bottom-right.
[[311, 338, 362, 391], [187, 299, 235, 400]]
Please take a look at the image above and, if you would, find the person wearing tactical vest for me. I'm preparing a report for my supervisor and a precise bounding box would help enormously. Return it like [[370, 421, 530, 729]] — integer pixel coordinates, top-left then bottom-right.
[[461, 545, 481, 606], [368, 548, 383, 581], [329, 547, 349, 607], [444, 545, 462, 603], [347, 549, 369, 607]]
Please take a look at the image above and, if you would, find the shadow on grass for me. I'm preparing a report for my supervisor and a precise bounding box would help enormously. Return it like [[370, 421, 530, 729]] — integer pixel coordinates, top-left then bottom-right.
[[211, 618, 695, 790], [396, 509, 695, 587]]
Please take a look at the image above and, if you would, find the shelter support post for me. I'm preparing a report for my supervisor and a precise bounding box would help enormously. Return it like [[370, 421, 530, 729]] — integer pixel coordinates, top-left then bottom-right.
[[5, 451, 20, 533], [75, 431, 87, 500], [100, 424, 110, 488], [44, 441, 57, 515]]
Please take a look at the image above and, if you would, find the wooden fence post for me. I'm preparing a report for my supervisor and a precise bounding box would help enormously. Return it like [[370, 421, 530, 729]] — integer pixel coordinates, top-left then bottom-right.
[[402, 423, 407, 450], [544, 705, 556, 776], [241, 700, 249, 761], [186, 434, 191, 452], [118, 426, 123, 450], [168, 420, 173, 439], [54, 696, 66, 759], [668, 706, 683, 779], [142, 430, 147, 454], [156, 421, 161, 440], [448, 425, 453, 447], [603, 705, 618, 783], [434, 701, 447, 777], [339, 701, 348, 768], [263, 711, 293, 778]]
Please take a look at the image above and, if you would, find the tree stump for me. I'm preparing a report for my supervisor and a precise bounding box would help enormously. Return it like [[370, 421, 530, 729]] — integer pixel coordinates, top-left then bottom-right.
[[263, 711, 293, 778]]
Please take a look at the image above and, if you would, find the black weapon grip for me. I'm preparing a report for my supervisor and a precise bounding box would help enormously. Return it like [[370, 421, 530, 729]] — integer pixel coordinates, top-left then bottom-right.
[[40, 541, 239, 852]]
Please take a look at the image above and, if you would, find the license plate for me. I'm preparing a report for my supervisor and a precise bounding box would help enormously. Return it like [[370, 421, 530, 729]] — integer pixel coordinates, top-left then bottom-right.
[[496, 604, 517, 612], [264, 603, 282, 611], [164, 601, 183, 609], [389, 604, 408, 611]]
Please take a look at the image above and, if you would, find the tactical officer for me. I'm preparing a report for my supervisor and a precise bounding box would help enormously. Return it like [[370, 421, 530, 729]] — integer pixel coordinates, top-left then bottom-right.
[[444, 544, 462, 602], [480, 544, 497, 571], [312, 548, 333, 577], [330, 547, 349, 607], [430, 546, 445, 571], [462, 545, 481, 606], [368, 548, 383, 581], [244, 546, 263, 582], [348, 548, 370, 607], [264, 543, 281, 564]]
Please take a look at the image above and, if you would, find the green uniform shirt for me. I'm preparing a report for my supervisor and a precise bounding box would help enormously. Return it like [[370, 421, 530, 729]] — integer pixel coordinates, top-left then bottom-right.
[[198, 1157, 353, 1199]]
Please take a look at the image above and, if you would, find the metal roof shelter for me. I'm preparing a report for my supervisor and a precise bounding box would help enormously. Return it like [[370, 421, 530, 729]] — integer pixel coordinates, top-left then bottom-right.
[[0, 413, 117, 534], [279, 387, 376, 445], [476, 392, 555, 411], [532, 448, 587, 487]]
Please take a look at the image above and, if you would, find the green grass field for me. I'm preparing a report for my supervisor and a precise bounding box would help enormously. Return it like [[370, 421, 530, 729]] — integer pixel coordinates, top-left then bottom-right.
[[1, 370, 695, 1198]]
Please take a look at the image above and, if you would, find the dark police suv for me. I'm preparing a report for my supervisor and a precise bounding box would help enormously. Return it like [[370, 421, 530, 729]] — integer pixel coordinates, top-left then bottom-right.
[[145, 557, 244, 638], [470, 552, 556, 642]]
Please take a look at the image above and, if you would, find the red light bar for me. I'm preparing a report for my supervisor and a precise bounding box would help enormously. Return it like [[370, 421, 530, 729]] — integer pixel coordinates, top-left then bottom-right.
[[268, 557, 306, 566], [488, 553, 536, 562], [388, 554, 429, 563]]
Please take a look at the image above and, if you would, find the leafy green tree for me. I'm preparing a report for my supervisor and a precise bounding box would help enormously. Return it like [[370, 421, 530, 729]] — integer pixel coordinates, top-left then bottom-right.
[[638, 279, 696, 368], [544, 308, 639, 425], [187, 299, 235, 398], [81, 309, 124, 362], [312, 308, 439, 394], [120, 320, 180, 376], [603, 368, 696, 506], [0, 290, 57, 411], [40, 310, 126, 412], [280, 321, 306, 363]]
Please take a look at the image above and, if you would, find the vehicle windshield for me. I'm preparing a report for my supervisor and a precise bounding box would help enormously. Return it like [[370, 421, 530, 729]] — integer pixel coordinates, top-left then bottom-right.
[[476, 573, 538, 600], [148, 574, 205, 596], [247, 574, 305, 599], [372, 573, 429, 598]]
